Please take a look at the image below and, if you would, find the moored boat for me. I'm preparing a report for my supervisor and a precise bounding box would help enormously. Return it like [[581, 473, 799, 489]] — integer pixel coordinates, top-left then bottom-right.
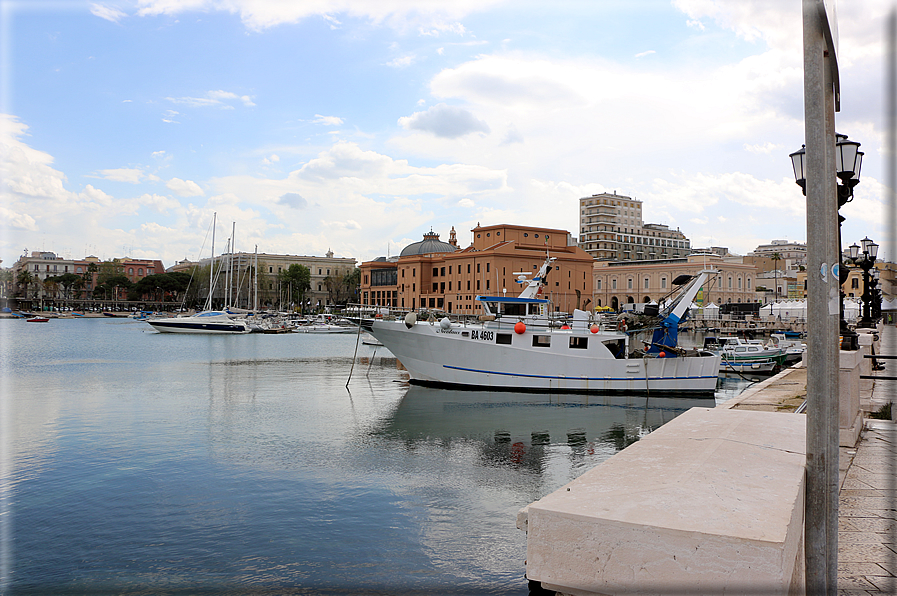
[[352, 255, 721, 396], [704, 336, 788, 374], [147, 310, 251, 334]]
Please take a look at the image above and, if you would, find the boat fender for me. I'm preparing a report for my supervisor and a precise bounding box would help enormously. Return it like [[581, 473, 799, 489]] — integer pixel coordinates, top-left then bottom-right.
[[514, 321, 526, 334], [617, 319, 628, 332], [590, 324, 599, 334], [658, 351, 666, 358], [439, 317, 451, 330], [404, 312, 417, 329], [560, 324, 570, 329]]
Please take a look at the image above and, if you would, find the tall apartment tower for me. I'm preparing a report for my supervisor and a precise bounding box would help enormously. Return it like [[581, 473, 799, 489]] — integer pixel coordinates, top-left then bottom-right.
[[578, 191, 691, 261]]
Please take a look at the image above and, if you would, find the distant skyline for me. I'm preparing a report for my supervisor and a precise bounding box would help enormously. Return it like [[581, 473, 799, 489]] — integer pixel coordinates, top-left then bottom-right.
[[1, 0, 892, 268]]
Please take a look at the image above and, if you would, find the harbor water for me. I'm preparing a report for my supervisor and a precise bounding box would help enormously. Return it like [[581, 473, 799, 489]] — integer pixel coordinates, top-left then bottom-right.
[[1, 318, 751, 595]]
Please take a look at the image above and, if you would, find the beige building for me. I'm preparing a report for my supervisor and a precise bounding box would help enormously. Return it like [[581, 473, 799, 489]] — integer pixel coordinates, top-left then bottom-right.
[[579, 191, 691, 261], [172, 250, 357, 309], [593, 253, 759, 310]]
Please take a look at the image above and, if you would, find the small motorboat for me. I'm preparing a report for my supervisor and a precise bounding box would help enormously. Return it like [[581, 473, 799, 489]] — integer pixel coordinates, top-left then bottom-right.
[[26, 317, 49, 323]]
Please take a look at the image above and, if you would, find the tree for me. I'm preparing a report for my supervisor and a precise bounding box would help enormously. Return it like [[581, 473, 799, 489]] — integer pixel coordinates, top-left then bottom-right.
[[16, 269, 35, 299], [47, 273, 81, 303], [770, 252, 783, 301], [279, 264, 311, 310], [325, 268, 361, 305]]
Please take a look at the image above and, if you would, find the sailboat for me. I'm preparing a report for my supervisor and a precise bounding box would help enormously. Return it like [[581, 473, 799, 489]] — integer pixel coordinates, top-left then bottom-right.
[[147, 214, 251, 334]]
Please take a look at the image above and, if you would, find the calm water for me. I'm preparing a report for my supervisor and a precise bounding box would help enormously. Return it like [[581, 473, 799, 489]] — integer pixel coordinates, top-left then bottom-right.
[[0, 318, 749, 595]]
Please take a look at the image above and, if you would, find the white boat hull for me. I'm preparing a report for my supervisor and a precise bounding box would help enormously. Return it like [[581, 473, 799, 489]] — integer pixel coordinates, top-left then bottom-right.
[[364, 319, 720, 396], [147, 312, 251, 334]]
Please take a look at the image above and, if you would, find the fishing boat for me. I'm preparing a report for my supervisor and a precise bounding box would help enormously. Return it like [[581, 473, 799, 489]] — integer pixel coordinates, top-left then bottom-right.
[[704, 336, 787, 374], [353, 255, 721, 396], [766, 333, 806, 365]]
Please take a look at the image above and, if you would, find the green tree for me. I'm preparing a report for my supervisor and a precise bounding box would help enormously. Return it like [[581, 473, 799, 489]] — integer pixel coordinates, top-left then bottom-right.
[[47, 273, 81, 302], [324, 268, 361, 305], [770, 252, 783, 301], [279, 264, 311, 310], [16, 269, 35, 299]]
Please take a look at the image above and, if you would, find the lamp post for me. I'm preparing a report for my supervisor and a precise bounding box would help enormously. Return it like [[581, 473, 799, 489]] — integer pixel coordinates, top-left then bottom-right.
[[848, 237, 879, 328], [790, 132, 863, 347]]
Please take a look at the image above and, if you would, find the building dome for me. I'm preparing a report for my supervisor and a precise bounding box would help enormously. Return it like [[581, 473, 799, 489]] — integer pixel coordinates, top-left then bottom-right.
[[400, 230, 458, 257]]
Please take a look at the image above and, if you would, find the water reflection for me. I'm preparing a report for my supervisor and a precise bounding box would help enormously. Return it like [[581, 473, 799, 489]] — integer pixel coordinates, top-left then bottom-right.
[[372, 386, 713, 484]]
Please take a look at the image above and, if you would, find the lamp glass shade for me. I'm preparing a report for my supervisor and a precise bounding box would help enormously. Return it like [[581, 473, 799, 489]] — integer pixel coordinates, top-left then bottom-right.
[[861, 237, 873, 254], [835, 137, 861, 180], [789, 146, 806, 184], [852, 152, 863, 183], [849, 243, 860, 260], [869, 242, 879, 259]]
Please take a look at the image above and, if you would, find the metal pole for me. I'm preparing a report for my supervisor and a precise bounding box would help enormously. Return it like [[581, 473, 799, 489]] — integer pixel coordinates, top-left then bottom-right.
[[802, 1, 840, 593]]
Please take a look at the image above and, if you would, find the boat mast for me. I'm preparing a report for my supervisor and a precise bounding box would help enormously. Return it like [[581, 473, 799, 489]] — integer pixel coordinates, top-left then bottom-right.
[[207, 212, 216, 311], [230, 221, 236, 309], [253, 245, 258, 312]]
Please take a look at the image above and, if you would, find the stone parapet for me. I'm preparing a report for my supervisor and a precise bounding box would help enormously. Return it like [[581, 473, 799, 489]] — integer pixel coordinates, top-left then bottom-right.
[[518, 407, 807, 596]]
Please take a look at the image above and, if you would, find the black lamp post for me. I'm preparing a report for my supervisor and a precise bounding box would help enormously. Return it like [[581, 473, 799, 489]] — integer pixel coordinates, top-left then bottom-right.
[[848, 237, 879, 328], [790, 133, 863, 348]]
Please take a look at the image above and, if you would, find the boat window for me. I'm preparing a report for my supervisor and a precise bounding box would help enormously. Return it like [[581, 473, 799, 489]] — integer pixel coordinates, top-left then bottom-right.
[[532, 336, 551, 348], [735, 347, 747, 353], [503, 303, 525, 317], [496, 333, 512, 345], [569, 337, 588, 349]]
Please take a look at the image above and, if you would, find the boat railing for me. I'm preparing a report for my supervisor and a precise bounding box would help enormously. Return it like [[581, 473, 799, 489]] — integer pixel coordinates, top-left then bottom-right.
[[342, 304, 618, 333]]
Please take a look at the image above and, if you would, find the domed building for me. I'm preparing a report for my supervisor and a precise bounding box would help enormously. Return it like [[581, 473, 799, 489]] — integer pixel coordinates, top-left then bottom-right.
[[400, 229, 459, 257]]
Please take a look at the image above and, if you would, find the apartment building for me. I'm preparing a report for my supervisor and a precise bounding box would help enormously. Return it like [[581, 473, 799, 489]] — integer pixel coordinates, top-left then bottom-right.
[[578, 192, 691, 261]]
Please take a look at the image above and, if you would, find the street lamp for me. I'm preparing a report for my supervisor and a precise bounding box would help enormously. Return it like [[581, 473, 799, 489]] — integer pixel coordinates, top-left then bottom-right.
[[790, 133, 863, 347], [849, 237, 879, 328]]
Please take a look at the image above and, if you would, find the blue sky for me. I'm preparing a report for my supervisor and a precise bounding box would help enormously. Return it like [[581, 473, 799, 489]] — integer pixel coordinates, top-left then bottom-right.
[[0, 0, 892, 268]]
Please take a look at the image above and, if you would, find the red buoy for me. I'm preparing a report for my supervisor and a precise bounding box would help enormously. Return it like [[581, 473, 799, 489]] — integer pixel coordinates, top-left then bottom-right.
[[590, 324, 599, 334], [514, 321, 526, 334], [561, 324, 570, 329], [658, 351, 666, 358]]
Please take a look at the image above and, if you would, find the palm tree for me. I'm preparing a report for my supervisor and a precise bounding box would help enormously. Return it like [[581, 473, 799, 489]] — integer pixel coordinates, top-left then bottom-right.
[[770, 252, 783, 302], [16, 269, 35, 300]]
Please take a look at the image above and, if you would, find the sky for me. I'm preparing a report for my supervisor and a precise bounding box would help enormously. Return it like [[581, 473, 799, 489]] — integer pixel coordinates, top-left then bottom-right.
[[0, 0, 893, 270]]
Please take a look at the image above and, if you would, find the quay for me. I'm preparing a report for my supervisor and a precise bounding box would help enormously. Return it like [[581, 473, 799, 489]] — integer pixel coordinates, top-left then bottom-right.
[[518, 325, 895, 595]]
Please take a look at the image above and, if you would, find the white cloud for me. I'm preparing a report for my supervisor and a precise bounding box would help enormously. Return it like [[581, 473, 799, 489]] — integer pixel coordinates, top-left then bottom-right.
[[398, 103, 490, 138], [744, 142, 782, 154], [313, 115, 344, 126], [635, 50, 655, 58], [166, 90, 255, 109], [90, 3, 127, 23], [97, 168, 146, 183], [0, 205, 37, 231], [166, 178, 204, 197], [134, 0, 506, 33], [387, 54, 416, 68]]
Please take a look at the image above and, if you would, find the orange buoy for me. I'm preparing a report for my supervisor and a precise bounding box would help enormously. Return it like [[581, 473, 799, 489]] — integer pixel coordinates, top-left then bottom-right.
[[590, 324, 599, 334], [514, 321, 526, 334], [561, 324, 570, 329], [658, 351, 666, 358]]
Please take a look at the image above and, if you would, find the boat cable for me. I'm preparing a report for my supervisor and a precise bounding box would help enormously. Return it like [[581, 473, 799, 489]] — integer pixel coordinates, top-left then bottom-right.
[[346, 311, 363, 389]]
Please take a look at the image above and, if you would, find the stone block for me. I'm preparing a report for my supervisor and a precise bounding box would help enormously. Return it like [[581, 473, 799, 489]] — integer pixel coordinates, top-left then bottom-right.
[[519, 407, 806, 596]]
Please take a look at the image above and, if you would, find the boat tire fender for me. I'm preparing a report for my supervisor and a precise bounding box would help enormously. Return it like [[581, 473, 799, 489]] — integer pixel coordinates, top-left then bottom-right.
[[404, 312, 417, 329]]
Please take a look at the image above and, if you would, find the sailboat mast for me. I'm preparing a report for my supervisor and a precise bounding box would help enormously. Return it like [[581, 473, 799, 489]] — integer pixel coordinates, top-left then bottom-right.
[[254, 244, 258, 312], [208, 212, 216, 311], [230, 222, 236, 309]]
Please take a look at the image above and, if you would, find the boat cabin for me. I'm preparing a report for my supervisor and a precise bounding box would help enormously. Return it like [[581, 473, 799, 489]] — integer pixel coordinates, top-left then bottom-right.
[[477, 296, 549, 321]]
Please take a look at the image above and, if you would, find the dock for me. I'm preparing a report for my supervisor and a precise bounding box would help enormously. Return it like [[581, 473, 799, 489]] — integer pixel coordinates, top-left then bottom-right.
[[518, 325, 895, 595]]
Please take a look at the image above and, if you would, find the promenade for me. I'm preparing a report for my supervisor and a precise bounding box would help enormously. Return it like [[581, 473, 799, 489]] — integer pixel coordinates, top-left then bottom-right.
[[723, 325, 896, 594]]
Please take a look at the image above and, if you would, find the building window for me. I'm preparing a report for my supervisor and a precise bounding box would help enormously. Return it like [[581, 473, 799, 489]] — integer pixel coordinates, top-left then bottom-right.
[[661, 277, 667, 289], [644, 278, 649, 289], [628, 278, 633, 289], [129, 268, 134, 275], [597, 279, 601, 290], [138, 268, 143, 276]]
